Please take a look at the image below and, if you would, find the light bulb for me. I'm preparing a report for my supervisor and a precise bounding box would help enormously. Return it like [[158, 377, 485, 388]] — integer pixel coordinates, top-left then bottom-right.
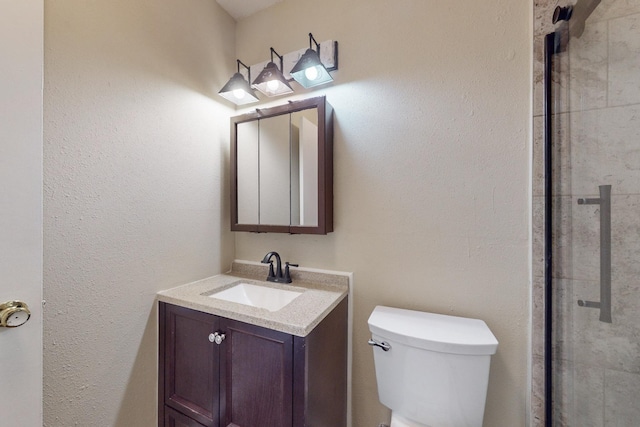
[[233, 89, 246, 99], [267, 79, 280, 92], [304, 66, 319, 81]]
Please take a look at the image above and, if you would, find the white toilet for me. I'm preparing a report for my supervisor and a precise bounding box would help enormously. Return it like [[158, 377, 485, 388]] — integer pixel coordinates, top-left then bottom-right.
[[368, 306, 498, 427]]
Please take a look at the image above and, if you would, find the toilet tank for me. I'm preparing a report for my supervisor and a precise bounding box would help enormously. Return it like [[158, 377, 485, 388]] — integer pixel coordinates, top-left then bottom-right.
[[368, 306, 498, 427]]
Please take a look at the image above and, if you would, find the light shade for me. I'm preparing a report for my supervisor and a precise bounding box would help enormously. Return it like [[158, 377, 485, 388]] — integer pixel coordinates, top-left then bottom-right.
[[252, 61, 294, 97], [219, 72, 259, 105], [290, 48, 333, 88]]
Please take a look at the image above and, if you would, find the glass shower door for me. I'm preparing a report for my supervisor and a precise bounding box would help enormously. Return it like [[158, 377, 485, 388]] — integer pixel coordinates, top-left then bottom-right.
[[548, 1, 640, 425]]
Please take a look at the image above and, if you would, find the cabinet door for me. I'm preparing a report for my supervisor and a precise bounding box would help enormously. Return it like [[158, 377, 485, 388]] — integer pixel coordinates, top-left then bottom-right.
[[220, 319, 293, 427], [163, 304, 220, 427]]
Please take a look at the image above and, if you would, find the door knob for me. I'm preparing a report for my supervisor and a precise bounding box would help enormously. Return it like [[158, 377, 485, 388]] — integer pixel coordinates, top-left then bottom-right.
[[0, 301, 31, 328]]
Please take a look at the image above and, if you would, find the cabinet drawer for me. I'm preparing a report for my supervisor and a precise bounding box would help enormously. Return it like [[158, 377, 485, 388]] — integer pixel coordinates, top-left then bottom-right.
[[164, 406, 208, 427]]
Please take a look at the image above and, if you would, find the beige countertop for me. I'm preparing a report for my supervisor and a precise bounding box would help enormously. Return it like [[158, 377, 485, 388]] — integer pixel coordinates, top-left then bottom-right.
[[157, 260, 349, 337]]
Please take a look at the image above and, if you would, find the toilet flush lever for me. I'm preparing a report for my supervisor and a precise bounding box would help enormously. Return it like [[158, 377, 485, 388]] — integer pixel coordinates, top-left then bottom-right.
[[368, 338, 391, 351]]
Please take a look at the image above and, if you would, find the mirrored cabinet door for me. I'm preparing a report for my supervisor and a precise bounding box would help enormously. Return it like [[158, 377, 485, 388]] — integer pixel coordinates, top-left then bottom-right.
[[290, 110, 318, 227], [259, 114, 290, 226], [230, 96, 333, 234], [236, 121, 259, 225]]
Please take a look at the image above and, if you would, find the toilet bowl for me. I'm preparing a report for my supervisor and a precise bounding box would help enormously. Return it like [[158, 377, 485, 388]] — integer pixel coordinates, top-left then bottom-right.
[[368, 306, 498, 427]]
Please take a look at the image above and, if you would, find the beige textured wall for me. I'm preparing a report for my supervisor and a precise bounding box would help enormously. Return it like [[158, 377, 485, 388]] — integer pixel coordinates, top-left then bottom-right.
[[43, 1, 235, 425], [234, 1, 532, 426]]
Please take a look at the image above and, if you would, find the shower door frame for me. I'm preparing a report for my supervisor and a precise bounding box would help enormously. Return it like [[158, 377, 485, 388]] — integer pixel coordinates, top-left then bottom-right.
[[541, 1, 638, 424], [543, 31, 555, 427]]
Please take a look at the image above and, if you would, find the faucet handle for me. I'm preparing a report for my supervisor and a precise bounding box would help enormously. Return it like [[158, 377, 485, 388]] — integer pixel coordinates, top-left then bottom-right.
[[284, 262, 298, 283], [266, 261, 276, 280]]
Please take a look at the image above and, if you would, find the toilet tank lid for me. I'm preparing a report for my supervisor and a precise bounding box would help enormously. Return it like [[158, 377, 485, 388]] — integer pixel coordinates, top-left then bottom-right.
[[368, 306, 498, 355]]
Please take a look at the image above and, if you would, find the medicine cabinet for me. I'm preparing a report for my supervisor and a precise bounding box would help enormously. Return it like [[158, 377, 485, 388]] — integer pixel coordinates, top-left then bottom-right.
[[230, 96, 333, 234]]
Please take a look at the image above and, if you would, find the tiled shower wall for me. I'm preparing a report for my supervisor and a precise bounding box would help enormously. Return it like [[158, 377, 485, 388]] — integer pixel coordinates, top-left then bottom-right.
[[532, 1, 640, 426]]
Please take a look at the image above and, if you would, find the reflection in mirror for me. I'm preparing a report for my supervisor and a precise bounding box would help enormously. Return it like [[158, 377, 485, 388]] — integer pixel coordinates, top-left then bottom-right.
[[236, 110, 319, 227], [260, 114, 290, 225], [237, 121, 259, 224], [290, 110, 318, 227]]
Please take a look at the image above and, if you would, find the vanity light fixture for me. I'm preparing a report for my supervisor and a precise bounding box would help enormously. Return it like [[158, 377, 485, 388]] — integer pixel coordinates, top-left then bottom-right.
[[290, 33, 336, 88], [218, 59, 260, 105], [251, 48, 294, 97]]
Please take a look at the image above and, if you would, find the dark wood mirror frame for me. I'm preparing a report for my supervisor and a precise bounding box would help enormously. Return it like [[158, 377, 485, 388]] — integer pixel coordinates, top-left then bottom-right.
[[230, 96, 333, 234]]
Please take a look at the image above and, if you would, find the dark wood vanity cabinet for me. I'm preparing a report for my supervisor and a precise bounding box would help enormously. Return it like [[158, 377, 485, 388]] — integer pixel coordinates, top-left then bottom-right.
[[158, 299, 347, 427]]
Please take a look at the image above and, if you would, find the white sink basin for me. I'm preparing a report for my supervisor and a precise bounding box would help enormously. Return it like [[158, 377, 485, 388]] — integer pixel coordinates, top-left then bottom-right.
[[208, 283, 303, 312]]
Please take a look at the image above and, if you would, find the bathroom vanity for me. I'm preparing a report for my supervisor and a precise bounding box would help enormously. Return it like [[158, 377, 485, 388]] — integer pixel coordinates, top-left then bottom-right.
[[157, 262, 349, 427]]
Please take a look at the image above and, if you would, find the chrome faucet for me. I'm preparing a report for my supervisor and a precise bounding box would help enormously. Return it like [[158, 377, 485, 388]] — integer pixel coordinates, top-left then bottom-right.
[[261, 251, 298, 283]]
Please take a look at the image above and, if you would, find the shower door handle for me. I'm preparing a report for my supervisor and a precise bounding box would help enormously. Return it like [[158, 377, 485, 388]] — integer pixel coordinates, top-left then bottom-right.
[[577, 184, 612, 323]]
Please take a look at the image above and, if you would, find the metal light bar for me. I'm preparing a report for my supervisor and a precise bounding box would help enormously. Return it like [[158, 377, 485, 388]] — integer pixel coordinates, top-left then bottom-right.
[[242, 40, 338, 84]]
